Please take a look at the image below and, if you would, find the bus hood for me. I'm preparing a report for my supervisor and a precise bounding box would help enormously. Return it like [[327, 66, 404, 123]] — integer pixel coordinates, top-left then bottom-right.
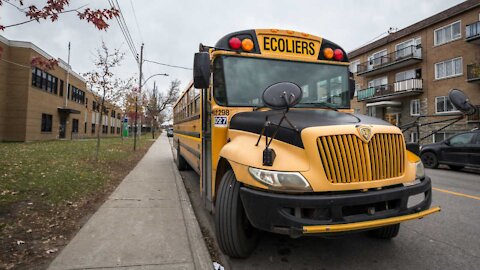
[[229, 109, 392, 148]]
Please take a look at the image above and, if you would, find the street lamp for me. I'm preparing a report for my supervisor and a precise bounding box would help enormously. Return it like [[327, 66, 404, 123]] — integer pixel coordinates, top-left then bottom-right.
[[133, 73, 169, 151]]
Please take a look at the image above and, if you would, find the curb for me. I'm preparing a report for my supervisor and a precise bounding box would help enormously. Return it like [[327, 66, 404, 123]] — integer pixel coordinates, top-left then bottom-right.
[[171, 158, 213, 269]]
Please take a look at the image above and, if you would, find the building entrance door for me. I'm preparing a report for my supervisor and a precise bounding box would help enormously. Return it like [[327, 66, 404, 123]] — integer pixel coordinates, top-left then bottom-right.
[[59, 116, 67, 138]]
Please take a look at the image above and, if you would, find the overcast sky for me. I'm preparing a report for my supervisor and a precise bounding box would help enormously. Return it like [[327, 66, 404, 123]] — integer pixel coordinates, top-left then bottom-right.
[[0, 0, 465, 94]]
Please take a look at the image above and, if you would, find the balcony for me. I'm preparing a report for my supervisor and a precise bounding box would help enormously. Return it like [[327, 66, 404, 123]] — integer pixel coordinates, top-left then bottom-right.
[[357, 79, 423, 102], [467, 64, 480, 83], [356, 45, 422, 77], [466, 21, 480, 44]]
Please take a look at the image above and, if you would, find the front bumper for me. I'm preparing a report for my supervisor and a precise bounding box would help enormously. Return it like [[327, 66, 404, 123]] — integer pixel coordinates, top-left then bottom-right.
[[239, 176, 437, 237]]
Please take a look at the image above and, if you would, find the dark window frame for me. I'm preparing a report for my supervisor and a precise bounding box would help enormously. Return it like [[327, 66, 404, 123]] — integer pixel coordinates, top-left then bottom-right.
[[41, 113, 53, 132]]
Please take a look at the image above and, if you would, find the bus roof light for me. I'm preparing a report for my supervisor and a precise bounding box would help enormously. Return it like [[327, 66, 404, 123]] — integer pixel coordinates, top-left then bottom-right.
[[241, 38, 254, 52], [323, 48, 334, 59], [334, 49, 344, 61], [229, 37, 242, 50]]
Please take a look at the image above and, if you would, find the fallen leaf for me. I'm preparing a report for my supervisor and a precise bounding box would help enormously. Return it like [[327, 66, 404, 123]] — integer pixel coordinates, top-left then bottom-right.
[[46, 248, 58, 254]]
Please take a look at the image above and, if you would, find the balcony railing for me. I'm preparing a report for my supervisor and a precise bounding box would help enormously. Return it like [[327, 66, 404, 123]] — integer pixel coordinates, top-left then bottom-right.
[[357, 45, 422, 76], [467, 64, 480, 83], [357, 79, 423, 101], [466, 21, 480, 43]]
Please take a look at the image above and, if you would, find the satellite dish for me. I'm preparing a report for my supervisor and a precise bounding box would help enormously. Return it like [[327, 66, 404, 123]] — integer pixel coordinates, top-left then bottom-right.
[[262, 82, 303, 110], [448, 89, 476, 115]]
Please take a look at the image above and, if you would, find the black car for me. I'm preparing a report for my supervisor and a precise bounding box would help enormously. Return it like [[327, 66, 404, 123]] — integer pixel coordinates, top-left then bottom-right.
[[420, 130, 480, 170], [166, 128, 174, 137]]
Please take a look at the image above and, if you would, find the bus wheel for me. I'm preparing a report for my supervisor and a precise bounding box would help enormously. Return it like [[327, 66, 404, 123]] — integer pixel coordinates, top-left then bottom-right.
[[368, 224, 400, 239], [176, 144, 188, 171], [215, 170, 258, 258]]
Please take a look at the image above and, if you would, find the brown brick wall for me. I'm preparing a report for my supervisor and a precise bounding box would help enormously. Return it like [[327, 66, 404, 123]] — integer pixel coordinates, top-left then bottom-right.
[[0, 37, 123, 142], [350, 7, 480, 144]]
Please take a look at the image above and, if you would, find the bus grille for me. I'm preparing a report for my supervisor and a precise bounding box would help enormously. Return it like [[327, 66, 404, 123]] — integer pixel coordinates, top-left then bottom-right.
[[317, 133, 405, 183]]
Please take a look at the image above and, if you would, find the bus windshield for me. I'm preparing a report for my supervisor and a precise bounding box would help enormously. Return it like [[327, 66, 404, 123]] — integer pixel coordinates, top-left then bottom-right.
[[213, 55, 350, 108]]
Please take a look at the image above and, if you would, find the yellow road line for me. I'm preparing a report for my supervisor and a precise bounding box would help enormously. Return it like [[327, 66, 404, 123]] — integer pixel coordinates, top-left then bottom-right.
[[433, 187, 480, 201]]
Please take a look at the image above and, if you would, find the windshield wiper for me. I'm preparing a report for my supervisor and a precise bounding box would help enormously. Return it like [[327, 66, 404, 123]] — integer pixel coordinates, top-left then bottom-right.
[[300, 102, 338, 111]]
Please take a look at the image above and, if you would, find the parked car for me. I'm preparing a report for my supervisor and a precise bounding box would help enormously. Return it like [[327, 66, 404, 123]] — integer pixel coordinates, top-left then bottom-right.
[[166, 128, 174, 137], [420, 130, 480, 170]]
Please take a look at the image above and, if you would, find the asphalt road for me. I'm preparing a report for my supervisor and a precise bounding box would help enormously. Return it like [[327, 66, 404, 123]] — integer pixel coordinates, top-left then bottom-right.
[[172, 141, 480, 269]]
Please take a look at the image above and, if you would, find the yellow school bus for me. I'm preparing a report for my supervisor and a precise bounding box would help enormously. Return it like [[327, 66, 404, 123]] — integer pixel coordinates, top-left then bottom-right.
[[173, 29, 440, 258]]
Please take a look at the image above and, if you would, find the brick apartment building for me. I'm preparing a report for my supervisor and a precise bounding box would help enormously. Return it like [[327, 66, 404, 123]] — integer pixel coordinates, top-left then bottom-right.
[[349, 0, 480, 144], [0, 35, 123, 141]]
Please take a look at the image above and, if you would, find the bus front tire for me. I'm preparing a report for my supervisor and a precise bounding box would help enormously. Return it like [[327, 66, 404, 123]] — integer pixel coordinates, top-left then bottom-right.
[[176, 145, 189, 171], [368, 224, 400, 239], [215, 170, 258, 258]]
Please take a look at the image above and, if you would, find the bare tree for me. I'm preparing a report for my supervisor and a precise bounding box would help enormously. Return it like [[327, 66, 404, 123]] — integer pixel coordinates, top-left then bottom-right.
[[144, 87, 160, 139], [158, 79, 181, 113], [143, 79, 180, 138], [84, 42, 133, 160]]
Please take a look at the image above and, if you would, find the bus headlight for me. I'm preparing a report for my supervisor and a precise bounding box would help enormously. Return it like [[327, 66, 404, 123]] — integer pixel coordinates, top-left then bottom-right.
[[415, 161, 425, 179], [248, 167, 312, 192]]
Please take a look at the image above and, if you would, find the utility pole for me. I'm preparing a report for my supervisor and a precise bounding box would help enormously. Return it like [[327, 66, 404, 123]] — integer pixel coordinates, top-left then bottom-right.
[[134, 43, 144, 151], [65, 42, 71, 107]]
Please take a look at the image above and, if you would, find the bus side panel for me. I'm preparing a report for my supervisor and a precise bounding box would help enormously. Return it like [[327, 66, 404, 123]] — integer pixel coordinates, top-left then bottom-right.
[[209, 101, 255, 200]]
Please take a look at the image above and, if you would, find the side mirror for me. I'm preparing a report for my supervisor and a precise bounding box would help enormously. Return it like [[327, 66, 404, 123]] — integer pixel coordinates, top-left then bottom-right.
[[348, 72, 356, 100], [193, 52, 210, 89], [444, 140, 450, 145], [448, 89, 476, 115]]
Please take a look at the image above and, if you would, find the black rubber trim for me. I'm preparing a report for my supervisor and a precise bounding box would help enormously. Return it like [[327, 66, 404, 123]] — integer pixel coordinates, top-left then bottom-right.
[[239, 176, 432, 236], [174, 130, 200, 138], [179, 141, 201, 159]]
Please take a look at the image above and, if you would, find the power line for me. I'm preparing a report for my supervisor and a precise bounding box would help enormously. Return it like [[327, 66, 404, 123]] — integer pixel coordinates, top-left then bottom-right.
[[112, 0, 138, 59], [114, 0, 137, 54], [129, 0, 143, 42], [144, 59, 193, 70], [107, 0, 138, 63]]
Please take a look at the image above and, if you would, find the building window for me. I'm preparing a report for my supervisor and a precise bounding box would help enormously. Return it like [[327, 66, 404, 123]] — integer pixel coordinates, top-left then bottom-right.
[[367, 107, 376, 117], [435, 96, 458, 114], [435, 57, 462, 79], [59, 80, 64, 96], [433, 132, 456, 143], [349, 60, 360, 73], [434, 21, 461, 46], [102, 125, 108, 134], [69, 84, 85, 104], [396, 69, 416, 82], [72, 119, 79, 133], [31, 68, 58, 94], [395, 38, 421, 59], [354, 83, 360, 97], [410, 132, 418, 143], [84, 122, 87, 133], [91, 123, 96, 134], [410, 99, 420, 116], [368, 49, 387, 67], [41, 114, 52, 132]]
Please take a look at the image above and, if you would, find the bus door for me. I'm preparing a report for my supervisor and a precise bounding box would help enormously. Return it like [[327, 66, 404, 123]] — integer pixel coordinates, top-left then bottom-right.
[[201, 87, 214, 212]]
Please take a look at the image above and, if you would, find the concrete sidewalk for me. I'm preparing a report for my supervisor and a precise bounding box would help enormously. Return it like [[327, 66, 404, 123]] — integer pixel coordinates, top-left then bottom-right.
[[49, 135, 212, 270]]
